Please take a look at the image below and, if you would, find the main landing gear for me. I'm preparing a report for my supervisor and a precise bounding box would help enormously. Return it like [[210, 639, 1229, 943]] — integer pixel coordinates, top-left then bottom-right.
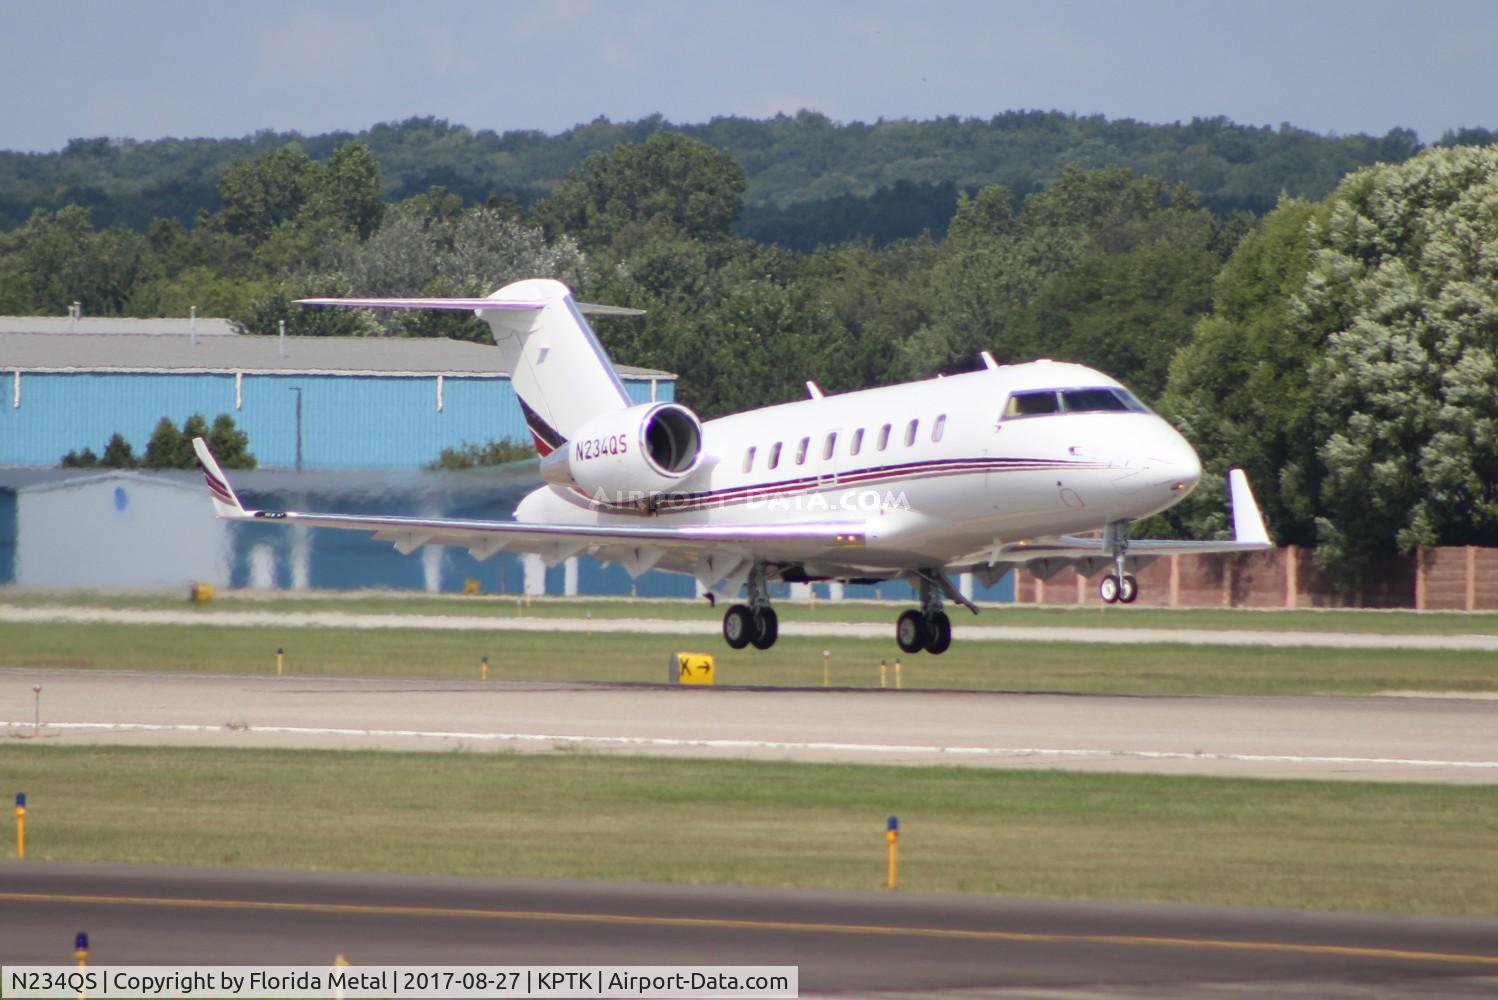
[[1098, 520, 1139, 604], [722, 562, 778, 650], [895, 570, 976, 655]]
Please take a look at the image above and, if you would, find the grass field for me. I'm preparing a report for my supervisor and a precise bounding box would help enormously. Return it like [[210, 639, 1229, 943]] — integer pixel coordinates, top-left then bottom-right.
[[5, 620, 1498, 696], [6, 590, 1498, 634], [6, 744, 1498, 917]]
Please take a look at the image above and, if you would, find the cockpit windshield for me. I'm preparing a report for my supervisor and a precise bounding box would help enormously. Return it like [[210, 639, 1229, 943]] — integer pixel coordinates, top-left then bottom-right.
[[1002, 387, 1150, 419]]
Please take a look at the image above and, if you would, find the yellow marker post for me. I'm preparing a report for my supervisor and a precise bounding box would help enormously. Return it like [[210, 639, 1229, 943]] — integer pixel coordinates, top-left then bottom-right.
[[74, 931, 88, 967], [515, 598, 523, 617], [15, 793, 25, 860], [886, 816, 899, 890], [275, 647, 285, 677], [879, 659, 887, 689], [481, 655, 489, 681], [895, 657, 903, 690], [333, 954, 350, 1000], [671, 652, 716, 685], [822, 650, 831, 688]]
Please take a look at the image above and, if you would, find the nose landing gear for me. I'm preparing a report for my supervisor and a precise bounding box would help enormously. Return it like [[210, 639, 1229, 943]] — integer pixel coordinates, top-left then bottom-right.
[[1098, 520, 1140, 604], [1097, 572, 1139, 604]]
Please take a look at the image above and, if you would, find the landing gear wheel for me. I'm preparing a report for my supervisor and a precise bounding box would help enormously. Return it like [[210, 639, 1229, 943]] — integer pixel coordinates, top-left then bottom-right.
[[925, 611, 952, 655], [723, 604, 753, 649], [1098, 576, 1120, 604], [1118, 574, 1139, 604], [750, 607, 779, 650], [896, 610, 929, 654]]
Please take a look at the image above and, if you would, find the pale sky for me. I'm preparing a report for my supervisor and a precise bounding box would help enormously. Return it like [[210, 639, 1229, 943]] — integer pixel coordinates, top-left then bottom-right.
[[2, 0, 1494, 152]]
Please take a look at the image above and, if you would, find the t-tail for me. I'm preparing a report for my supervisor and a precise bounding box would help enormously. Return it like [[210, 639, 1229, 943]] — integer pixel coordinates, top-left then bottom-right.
[[298, 278, 644, 456]]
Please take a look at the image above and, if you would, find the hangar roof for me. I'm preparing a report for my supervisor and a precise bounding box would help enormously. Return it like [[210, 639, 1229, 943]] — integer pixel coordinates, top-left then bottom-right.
[[0, 316, 239, 336], [1, 331, 675, 380]]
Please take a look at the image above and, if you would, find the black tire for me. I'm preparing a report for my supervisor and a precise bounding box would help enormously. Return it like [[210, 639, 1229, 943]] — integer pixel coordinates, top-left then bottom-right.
[[925, 611, 952, 654], [896, 609, 928, 654], [1119, 574, 1139, 604], [723, 604, 753, 649], [750, 606, 779, 650], [1098, 575, 1120, 604]]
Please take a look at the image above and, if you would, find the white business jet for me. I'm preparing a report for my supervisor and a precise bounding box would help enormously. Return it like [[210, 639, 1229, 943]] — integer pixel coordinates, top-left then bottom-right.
[[192, 278, 1270, 654]]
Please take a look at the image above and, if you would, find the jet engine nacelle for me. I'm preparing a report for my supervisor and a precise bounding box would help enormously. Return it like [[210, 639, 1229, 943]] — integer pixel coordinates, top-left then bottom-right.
[[539, 402, 703, 505]]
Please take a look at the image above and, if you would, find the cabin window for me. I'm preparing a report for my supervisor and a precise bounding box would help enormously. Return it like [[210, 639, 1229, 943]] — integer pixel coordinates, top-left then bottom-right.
[[1003, 390, 1061, 418], [932, 414, 947, 442], [768, 442, 782, 469], [796, 436, 810, 465], [877, 424, 891, 450], [823, 432, 837, 461], [742, 446, 756, 473], [850, 428, 864, 456], [904, 419, 919, 446]]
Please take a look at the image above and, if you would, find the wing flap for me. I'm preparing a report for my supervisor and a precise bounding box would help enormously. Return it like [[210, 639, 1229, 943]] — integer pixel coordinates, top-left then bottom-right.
[[192, 437, 863, 561]]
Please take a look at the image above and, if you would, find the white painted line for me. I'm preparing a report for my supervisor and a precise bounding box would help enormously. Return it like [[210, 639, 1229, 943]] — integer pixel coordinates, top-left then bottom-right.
[[5, 605, 1498, 650], [8, 720, 1498, 771]]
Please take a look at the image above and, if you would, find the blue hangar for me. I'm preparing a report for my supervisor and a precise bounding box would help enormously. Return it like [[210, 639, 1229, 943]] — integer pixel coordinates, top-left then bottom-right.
[[0, 316, 675, 470], [0, 315, 689, 596]]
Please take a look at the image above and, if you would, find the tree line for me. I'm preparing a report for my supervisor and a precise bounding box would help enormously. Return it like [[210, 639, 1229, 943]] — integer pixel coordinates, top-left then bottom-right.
[[3, 112, 1486, 244], [2, 114, 1496, 588]]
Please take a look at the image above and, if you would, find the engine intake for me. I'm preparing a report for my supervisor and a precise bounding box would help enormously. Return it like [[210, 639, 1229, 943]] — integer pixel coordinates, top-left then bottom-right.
[[540, 402, 703, 505]]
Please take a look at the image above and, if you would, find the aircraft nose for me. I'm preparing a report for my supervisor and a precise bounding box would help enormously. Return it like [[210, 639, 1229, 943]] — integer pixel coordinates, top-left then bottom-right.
[[1158, 436, 1202, 496], [1112, 421, 1201, 497]]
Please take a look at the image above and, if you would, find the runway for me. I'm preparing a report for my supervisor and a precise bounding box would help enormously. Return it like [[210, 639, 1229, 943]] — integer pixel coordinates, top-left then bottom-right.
[[7, 603, 1498, 650], [3, 862, 1498, 998], [5, 669, 1498, 783]]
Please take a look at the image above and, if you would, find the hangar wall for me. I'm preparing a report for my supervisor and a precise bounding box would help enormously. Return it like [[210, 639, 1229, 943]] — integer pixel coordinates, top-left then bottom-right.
[[15, 473, 229, 588], [3, 370, 669, 471]]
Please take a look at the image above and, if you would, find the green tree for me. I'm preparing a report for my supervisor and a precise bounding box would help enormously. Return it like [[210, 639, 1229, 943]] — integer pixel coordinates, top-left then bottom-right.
[[206, 414, 256, 469], [1165, 145, 1498, 586], [536, 132, 747, 249], [305, 140, 385, 239], [1007, 243, 1218, 398], [216, 145, 317, 244], [142, 417, 187, 469], [1300, 146, 1498, 584], [60, 447, 99, 468], [1160, 198, 1319, 543], [910, 168, 1219, 383], [100, 433, 138, 468], [428, 439, 535, 469]]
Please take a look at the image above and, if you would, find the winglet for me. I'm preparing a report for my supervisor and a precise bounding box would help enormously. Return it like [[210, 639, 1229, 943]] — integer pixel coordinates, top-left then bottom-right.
[[192, 437, 252, 520], [1227, 468, 1272, 546]]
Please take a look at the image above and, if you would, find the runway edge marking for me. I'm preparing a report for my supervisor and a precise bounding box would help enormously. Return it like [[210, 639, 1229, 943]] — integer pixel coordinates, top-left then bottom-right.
[[7, 720, 1498, 772], [4, 891, 1498, 968]]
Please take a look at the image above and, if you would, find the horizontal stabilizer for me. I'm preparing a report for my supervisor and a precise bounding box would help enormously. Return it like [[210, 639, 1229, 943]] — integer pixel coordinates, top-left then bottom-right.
[[297, 296, 644, 316]]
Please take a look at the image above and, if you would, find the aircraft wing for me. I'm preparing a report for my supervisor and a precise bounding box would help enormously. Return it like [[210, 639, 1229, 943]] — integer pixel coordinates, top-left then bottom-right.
[[192, 438, 862, 586], [954, 469, 1273, 571]]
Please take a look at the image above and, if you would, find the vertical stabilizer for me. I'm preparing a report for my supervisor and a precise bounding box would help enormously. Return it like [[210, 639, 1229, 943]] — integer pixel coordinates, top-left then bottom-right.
[[297, 279, 643, 456], [478, 279, 633, 455]]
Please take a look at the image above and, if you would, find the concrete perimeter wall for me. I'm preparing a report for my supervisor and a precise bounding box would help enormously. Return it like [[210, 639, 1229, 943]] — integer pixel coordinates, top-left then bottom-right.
[[1010, 545, 1498, 610]]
